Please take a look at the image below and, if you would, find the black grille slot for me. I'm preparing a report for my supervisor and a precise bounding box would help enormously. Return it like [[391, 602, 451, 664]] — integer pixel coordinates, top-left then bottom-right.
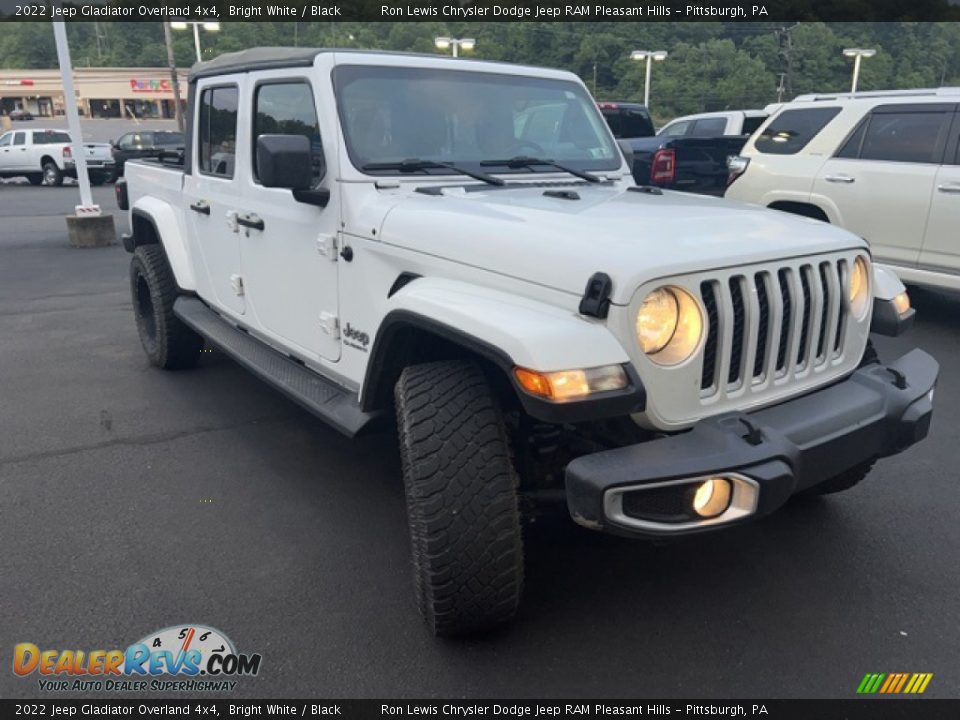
[[728, 277, 746, 385], [700, 281, 719, 390], [834, 261, 847, 352], [816, 263, 831, 359], [776, 269, 792, 372], [753, 273, 769, 378], [797, 267, 812, 365]]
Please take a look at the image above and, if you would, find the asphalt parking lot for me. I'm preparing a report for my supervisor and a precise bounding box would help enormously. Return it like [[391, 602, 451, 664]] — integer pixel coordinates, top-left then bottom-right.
[[1, 180, 959, 700]]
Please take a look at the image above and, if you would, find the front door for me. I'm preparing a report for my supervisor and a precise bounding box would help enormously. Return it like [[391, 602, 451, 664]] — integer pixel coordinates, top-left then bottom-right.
[[919, 112, 960, 274], [183, 80, 246, 318], [812, 104, 953, 268], [239, 76, 340, 362], [0, 132, 13, 172]]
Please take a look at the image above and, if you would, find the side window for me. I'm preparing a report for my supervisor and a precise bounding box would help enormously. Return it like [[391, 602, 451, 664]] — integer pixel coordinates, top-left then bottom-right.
[[117, 134, 135, 149], [13, 132, 26, 146], [253, 81, 324, 185], [198, 85, 239, 178], [690, 117, 727, 137], [859, 111, 950, 164], [754, 107, 841, 155], [0, 133, 12, 147], [660, 120, 691, 137], [835, 117, 868, 159]]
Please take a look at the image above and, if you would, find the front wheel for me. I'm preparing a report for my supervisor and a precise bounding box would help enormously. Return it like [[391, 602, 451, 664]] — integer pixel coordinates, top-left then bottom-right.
[[395, 360, 524, 636], [42, 161, 63, 187], [130, 245, 203, 369]]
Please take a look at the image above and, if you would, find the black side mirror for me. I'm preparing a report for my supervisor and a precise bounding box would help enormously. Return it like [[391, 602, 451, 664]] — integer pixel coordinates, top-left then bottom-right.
[[256, 134, 329, 207]]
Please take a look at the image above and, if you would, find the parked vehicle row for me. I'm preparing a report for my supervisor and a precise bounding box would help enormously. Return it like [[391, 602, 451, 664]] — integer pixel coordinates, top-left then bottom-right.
[[119, 48, 934, 637], [727, 88, 960, 293], [0, 128, 114, 186], [601, 103, 766, 195]]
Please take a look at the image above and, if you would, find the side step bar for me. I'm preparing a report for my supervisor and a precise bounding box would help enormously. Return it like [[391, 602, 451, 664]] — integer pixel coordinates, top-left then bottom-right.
[[174, 297, 381, 437]]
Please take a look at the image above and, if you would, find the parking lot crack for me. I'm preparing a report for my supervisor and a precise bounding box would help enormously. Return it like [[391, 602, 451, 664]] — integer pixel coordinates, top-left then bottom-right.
[[0, 415, 284, 468]]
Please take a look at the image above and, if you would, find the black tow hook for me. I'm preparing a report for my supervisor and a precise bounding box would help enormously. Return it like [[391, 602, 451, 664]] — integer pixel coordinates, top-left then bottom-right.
[[739, 418, 764, 446]]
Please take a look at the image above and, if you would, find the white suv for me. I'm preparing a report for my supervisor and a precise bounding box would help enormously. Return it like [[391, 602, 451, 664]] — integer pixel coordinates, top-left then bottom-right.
[[726, 89, 960, 292]]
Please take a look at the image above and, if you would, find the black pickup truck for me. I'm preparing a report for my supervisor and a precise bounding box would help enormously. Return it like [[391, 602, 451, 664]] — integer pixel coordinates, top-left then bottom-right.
[[599, 102, 760, 196]]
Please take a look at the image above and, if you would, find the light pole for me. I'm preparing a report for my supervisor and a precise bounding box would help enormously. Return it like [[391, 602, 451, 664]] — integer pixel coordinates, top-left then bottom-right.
[[843, 48, 877, 94], [171, 21, 221, 63], [630, 50, 668, 108], [434, 37, 475, 58]]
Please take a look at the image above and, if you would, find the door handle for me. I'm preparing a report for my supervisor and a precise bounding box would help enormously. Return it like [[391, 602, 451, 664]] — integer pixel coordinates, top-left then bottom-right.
[[189, 201, 210, 215], [824, 174, 855, 184], [937, 184, 960, 194], [237, 213, 264, 232]]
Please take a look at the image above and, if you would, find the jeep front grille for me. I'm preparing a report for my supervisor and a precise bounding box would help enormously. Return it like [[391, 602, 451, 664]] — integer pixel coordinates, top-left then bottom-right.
[[699, 259, 849, 397]]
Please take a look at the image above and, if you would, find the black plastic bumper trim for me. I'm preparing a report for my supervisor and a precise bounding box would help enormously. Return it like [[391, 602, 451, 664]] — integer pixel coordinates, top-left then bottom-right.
[[566, 349, 938, 537], [871, 296, 916, 337]]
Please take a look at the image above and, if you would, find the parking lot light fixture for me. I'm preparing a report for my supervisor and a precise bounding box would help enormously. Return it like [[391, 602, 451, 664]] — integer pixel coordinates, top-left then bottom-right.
[[843, 48, 877, 94], [172, 21, 221, 63], [630, 50, 668, 109], [435, 37, 475, 58]]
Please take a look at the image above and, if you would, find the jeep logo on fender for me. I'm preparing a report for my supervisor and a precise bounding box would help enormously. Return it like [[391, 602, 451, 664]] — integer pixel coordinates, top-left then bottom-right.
[[343, 323, 370, 348]]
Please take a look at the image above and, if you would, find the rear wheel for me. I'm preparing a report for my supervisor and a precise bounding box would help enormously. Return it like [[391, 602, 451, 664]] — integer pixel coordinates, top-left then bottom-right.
[[395, 360, 524, 636], [42, 161, 63, 187], [130, 245, 203, 369], [89, 173, 106, 186]]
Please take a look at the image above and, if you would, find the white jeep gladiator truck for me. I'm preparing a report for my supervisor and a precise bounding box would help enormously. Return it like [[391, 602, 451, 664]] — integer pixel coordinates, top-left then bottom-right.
[[117, 48, 938, 636], [0, 128, 114, 186]]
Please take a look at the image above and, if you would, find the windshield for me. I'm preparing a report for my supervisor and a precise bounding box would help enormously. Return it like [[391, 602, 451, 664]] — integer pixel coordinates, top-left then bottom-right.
[[333, 65, 620, 176]]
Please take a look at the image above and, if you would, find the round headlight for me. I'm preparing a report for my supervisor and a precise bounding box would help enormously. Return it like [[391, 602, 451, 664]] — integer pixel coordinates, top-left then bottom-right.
[[636, 286, 703, 365], [849, 256, 871, 319], [636, 288, 679, 354]]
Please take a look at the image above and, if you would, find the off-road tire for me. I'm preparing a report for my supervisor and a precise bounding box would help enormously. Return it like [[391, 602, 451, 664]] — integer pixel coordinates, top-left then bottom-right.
[[130, 245, 203, 369], [42, 161, 63, 187], [395, 360, 524, 636], [26, 174, 43, 186]]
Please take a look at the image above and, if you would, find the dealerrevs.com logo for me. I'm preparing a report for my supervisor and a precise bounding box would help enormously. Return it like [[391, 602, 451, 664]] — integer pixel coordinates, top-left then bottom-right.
[[13, 624, 262, 692]]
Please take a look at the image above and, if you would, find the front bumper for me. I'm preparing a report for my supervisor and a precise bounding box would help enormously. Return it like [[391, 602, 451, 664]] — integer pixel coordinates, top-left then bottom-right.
[[566, 349, 938, 537]]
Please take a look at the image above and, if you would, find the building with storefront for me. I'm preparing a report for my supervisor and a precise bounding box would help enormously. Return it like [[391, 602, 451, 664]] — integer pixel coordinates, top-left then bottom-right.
[[0, 67, 187, 119]]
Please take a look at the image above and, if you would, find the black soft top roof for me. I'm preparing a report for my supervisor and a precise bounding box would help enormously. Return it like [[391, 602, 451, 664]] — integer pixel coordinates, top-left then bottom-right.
[[189, 47, 325, 82]]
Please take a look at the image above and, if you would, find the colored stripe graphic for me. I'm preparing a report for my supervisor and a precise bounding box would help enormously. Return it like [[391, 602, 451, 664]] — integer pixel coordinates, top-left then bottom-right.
[[858, 673, 932, 694]]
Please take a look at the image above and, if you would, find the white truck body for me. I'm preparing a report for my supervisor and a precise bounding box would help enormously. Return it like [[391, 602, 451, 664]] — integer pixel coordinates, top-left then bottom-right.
[[119, 49, 937, 635], [658, 109, 768, 138], [0, 127, 114, 185]]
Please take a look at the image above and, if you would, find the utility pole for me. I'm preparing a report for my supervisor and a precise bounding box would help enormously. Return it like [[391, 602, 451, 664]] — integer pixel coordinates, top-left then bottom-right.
[[163, 22, 185, 133], [593, 61, 598, 95], [776, 73, 786, 103], [775, 23, 799, 101]]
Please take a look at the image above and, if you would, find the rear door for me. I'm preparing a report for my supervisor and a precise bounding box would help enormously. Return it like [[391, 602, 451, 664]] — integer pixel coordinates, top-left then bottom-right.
[[182, 79, 246, 317], [812, 103, 952, 267], [919, 108, 960, 274], [239, 74, 340, 362]]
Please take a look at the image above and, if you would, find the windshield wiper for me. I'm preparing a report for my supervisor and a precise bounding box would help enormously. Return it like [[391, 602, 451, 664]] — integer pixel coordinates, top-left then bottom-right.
[[479, 156, 602, 183], [361, 158, 505, 187]]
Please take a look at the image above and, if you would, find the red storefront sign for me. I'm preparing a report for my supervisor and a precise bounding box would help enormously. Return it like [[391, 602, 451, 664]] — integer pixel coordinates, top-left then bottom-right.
[[130, 79, 172, 93]]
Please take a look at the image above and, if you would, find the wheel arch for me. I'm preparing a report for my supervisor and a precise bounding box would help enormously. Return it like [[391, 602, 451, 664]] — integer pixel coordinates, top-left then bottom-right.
[[361, 279, 644, 423], [767, 200, 831, 223], [128, 200, 196, 292]]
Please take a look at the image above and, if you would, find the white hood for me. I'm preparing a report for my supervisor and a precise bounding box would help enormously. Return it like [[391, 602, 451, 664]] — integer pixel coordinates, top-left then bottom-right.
[[376, 183, 867, 304]]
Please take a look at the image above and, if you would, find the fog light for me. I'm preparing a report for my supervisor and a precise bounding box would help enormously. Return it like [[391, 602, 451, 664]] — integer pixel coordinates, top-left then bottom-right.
[[692, 478, 732, 518]]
